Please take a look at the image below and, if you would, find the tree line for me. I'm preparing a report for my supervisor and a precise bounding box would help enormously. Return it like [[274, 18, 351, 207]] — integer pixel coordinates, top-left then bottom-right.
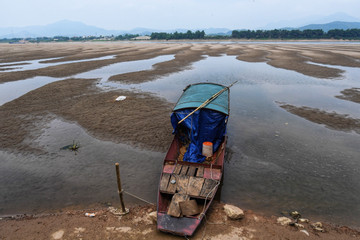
[[231, 29, 360, 40], [1, 28, 360, 43], [150, 30, 205, 40], [0, 34, 140, 43]]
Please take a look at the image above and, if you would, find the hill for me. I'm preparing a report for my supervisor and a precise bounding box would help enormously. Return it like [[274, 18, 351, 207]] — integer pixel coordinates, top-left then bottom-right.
[[299, 21, 360, 32], [1, 19, 360, 39], [0, 20, 122, 38], [0, 20, 233, 38]]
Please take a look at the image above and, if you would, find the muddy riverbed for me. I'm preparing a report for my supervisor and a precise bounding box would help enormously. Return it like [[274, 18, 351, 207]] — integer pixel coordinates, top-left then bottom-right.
[[0, 42, 360, 232]]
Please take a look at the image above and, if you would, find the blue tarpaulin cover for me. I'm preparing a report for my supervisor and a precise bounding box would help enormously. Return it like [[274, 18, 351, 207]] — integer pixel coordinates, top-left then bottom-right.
[[171, 83, 229, 163]]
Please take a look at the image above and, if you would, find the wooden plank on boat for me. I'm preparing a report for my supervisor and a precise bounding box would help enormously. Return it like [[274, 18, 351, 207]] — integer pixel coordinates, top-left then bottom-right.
[[200, 178, 218, 198], [180, 165, 189, 175], [196, 166, 204, 178], [159, 173, 171, 192], [163, 164, 175, 174], [187, 176, 205, 196], [179, 199, 201, 216], [167, 193, 190, 217], [166, 174, 177, 193], [176, 175, 190, 194], [204, 168, 221, 180], [187, 166, 196, 176], [174, 164, 182, 175]]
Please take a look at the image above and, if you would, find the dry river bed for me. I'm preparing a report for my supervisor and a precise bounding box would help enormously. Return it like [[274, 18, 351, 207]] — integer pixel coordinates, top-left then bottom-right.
[[1, 42, 360, 152], [0, 41, 360, 239]]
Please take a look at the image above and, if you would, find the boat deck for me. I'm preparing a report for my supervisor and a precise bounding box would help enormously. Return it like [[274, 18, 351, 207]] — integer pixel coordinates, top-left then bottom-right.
[[160, 162, 220, 199]]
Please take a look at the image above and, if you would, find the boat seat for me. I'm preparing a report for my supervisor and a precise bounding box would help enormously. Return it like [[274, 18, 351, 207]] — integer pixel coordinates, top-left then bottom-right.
[[159, 172, 219, 199]]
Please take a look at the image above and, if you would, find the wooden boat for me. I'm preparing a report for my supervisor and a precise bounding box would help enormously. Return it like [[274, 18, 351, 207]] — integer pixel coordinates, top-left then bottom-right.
[[157, 82, 231, 237]]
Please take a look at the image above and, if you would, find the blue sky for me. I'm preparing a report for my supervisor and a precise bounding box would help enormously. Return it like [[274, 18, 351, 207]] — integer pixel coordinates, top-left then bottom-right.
[[1, 0, 360, 29]]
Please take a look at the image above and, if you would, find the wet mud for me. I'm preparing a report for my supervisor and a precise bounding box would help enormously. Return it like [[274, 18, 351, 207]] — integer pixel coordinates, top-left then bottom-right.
[[336, 88, 360, 104], [1, 42, 360, 235], [279, 103, 360, 134]]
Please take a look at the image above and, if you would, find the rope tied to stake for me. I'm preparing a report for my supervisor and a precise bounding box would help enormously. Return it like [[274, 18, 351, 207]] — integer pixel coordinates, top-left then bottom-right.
[[123, 190, 155, 205]]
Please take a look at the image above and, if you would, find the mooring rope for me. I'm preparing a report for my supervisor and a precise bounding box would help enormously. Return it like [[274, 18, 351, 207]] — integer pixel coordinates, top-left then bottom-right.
[[198, 162, 227, 239], [122, 190, 155, 205]]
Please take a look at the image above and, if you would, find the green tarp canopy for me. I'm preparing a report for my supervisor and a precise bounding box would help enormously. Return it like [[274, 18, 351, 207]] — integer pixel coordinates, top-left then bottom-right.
[[173, 83, 229, 115]]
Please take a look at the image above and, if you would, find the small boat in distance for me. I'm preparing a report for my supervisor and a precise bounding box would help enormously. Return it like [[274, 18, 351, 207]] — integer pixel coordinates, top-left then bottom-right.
[[157, 82, 232, 237]]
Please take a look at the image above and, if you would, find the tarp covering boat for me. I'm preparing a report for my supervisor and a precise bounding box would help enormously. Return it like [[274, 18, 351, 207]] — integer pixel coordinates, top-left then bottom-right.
[[173, 83, 229, 115], [170, 83, 229, 163]]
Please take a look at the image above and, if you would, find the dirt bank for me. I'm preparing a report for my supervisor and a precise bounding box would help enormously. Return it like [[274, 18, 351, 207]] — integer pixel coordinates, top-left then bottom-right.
[[336, 88, 360, 104], [0, 202, 359, 240], [278, 103, 360, 134]]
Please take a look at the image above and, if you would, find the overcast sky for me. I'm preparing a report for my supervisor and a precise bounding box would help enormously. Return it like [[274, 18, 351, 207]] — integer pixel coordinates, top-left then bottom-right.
[[1, 0, 360, 30]]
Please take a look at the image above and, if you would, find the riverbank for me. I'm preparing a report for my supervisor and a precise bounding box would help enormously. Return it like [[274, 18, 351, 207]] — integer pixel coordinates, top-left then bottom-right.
[[0, 202, 359, 240]]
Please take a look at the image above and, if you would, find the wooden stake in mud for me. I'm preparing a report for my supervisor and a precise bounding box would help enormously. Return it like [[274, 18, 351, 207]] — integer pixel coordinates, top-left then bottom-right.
[[115, 163, 126, 213]]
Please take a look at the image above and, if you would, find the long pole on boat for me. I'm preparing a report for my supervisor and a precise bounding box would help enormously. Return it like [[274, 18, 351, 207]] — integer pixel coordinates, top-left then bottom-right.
[[178, 81, 237, 124], [115, 163, 126, 213]]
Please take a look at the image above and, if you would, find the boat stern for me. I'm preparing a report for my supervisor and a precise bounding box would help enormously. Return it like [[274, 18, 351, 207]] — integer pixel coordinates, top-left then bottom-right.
[[157, 212, 201, 237]]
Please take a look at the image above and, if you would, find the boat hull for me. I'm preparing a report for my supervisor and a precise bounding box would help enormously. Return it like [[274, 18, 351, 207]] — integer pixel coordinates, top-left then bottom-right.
[[156, 137, 226, 236], [157, 212, 200, 236]]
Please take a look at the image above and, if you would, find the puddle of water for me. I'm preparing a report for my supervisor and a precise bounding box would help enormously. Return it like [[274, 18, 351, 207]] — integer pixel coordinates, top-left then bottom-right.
[[0, 54, 360, 228], [0, 76, 58, 105], [0, 55, 116, 72], [74, 55, 174, 87], [0, 55, 174, 106]]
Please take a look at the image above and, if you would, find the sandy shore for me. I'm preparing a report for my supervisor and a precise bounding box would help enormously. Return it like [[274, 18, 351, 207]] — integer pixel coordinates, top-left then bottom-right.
[[1, 42, 360, 239], [1, 202, 359, 240]]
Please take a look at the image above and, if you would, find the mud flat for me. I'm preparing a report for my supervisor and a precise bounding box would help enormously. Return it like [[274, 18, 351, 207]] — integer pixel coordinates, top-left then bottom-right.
[[336, 88, 360, 103], [0, 78, 173, 153], [1, 42, 360, 238], [1, 42, 360, 153], [279, 103, 360, 134]]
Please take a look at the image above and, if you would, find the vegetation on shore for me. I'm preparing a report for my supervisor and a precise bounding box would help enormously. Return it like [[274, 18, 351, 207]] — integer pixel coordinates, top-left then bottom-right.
[[1, 28, 360, 43], [232, 28, 360, 40], [152, 28, 360, 40]]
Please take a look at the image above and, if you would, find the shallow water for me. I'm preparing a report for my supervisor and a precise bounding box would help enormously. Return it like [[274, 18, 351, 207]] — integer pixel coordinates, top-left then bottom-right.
[[0, 55, 174, 105], [1, 54, 360, 229], [0, 55, 116, 72], [116, 56, 360, 227], [0, 119, 163, 214]]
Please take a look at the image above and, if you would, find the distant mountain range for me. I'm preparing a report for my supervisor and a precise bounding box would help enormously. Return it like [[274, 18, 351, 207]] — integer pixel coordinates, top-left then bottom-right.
[[1, 19, 360, 39], [263, 12, 360, 30], [298, 21, 360, 32], [0, 20, 234, 38], [0, 20, 119, 38]]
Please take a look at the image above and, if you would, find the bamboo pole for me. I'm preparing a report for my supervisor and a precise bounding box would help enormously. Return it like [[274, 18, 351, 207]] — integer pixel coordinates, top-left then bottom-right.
[[115, 163, 126, 213]]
